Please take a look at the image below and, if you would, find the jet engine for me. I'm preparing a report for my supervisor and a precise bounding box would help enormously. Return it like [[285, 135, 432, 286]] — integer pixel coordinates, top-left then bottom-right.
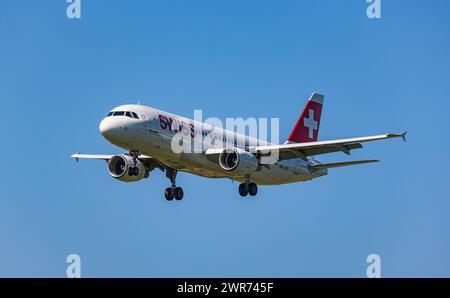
[[218, 148, 260, 175], [107, 155, 148, 182]]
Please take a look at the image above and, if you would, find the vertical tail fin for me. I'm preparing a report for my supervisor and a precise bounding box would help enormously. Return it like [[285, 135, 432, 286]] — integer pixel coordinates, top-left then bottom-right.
[[287, 92, 324, 143]]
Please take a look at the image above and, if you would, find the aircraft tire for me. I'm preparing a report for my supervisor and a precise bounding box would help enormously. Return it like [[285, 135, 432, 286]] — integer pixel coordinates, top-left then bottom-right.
[[248, 183, 258, 196], [165, 188, 174, 201], [174, 187, 184, 200], [239, 183, 248, 197]]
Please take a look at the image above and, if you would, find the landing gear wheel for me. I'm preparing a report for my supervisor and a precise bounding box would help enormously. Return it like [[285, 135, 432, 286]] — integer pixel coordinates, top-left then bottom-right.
[[239, 183, 249, 197], [164, 168, 184, 201], [165, 188, 174, 201], [248, 183, 258, 196], [128, 167, 139, 176], [174, 187, 184, 200]]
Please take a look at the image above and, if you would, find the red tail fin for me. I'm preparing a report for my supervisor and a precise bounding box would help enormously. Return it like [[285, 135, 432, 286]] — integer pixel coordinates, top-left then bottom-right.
[[287, 93, 324, 143]]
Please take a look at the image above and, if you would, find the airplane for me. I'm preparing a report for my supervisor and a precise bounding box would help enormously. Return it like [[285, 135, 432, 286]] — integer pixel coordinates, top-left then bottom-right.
[[71, 93, 406, 201]]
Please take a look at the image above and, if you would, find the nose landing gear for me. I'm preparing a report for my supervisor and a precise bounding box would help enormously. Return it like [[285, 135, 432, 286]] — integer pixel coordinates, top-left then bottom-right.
[[164, 168, 184, 201], [128, 150, 140, 176], [128, 166, 140, 176]]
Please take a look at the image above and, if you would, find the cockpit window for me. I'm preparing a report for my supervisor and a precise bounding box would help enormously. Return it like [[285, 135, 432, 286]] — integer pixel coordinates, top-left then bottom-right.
[[107, 111, 139, 118]]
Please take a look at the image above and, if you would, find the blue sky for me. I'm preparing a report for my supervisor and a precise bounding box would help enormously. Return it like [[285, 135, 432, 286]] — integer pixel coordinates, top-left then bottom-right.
[[0, 0, 449, 277]]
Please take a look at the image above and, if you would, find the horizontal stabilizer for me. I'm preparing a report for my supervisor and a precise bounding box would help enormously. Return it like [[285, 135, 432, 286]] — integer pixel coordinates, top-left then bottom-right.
[[310, 159, 379, 170]]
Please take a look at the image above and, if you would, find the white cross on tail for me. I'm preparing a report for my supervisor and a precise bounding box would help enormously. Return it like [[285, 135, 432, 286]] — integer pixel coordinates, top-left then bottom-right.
[[303, 109, 318, 139]]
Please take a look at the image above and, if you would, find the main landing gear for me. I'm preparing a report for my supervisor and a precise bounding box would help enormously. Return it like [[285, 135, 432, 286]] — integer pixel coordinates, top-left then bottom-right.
[[164, 168, 184, 201], [238, 176, 258, 197]]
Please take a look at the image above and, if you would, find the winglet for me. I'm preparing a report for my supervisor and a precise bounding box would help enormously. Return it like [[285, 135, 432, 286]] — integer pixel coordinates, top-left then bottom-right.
[[401, 131, 407, 142], [71, 152, 81, 162]]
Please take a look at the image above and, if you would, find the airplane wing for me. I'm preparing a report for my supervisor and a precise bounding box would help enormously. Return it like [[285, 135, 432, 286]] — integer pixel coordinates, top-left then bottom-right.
[[70, 153, 164, 172], [70, 153, 155, 162], [70, 153, 113, 161], [249, 132, 407, 161]]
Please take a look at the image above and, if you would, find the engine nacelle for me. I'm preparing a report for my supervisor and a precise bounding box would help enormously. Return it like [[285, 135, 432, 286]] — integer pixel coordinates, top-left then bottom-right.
[[218, 148, 260, 175], [107, 155, 147, 182]]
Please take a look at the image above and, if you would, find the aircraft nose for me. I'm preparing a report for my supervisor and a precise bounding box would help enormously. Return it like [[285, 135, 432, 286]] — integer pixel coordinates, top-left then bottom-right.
[[99, 117, 119, 139]]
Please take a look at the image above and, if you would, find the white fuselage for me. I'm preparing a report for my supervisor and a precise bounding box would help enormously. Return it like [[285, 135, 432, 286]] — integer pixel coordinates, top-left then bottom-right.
[[99, 104, 327, 185]]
